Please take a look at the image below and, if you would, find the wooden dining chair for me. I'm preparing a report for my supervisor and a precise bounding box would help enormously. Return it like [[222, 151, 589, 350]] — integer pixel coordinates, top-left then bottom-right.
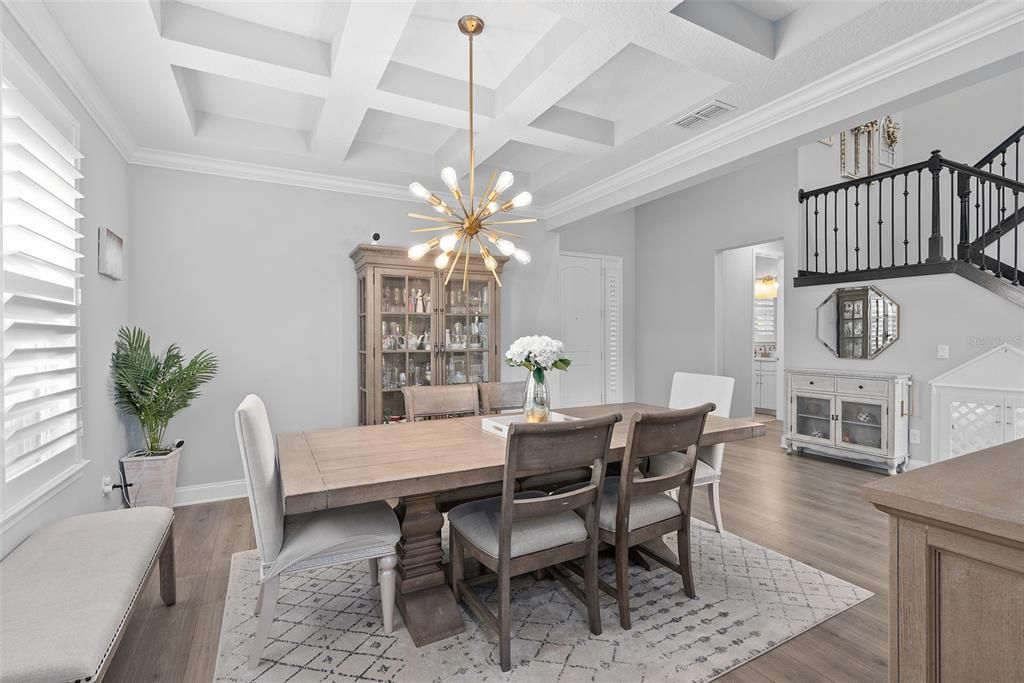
[[599, 403, 714, 629], [235, 395, 401, 669], [402, 384, 480, 421], [478, 381, 526, 414], [448, 413, 621, 671]]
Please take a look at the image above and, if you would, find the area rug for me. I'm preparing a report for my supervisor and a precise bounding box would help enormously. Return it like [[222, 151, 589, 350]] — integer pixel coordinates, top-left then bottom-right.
[[213, 520, 871, 682]]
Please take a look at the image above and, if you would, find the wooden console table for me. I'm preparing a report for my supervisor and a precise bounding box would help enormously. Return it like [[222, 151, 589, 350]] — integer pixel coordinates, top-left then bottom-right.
[[863, 439, 1024, 682]]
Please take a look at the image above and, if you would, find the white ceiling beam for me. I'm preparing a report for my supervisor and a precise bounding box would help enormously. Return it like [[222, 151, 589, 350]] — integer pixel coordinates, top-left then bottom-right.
[[310, 1, 415, 160]]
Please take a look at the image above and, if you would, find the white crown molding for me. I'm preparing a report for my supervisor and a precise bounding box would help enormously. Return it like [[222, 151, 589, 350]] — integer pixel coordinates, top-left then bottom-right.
[[3, 0, 137, 160], [131, 147, 420, 203], [542, 0, 1024, 228]]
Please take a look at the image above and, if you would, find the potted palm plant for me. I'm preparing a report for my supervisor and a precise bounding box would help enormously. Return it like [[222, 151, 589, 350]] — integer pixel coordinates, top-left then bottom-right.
[[111, 327, 218, 508]]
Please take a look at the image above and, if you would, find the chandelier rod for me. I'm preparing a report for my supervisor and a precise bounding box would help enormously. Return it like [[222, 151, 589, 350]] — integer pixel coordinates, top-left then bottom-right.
[[467, 29, 475, 211]]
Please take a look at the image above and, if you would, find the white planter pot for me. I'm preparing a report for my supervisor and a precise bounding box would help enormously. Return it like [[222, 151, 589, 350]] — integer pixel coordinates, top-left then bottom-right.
[[120, 446, 181, 508]]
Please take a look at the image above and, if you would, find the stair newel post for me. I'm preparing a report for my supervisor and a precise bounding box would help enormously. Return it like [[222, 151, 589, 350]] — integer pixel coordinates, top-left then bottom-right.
[[957, 171, 972, 261], [926, 150, 945, 263], [799, 188, 808, 273]]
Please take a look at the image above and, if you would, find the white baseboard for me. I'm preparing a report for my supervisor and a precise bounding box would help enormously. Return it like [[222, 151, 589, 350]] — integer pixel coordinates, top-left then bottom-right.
[[906, 458, 932, 471], [174, 479, 247, 507]]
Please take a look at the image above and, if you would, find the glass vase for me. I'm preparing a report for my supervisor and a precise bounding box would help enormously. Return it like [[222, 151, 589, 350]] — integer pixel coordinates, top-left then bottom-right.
[[523, 371, 550, 423]]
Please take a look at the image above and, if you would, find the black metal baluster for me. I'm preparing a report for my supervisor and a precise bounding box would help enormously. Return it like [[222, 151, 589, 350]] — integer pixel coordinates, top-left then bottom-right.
[[903, 173, 909, 265], [949, 169, 955, 260], [823, 193, 828, 274], [866, 181, 872, 269], [890, 176, 895, 267], [814, 195, 820, 272], [996, 184, 1005, 278], [855, 185, 861, 270], [1015, 190, 1020, 286], [957, 171, 971, 261], [877, 179, 883, 269], [833, 190, 840, 275], [975, 177, 982, 268], [921, 169, 929, 264], [1001, 151, 1007, 180], [844, 187, 850, 273]]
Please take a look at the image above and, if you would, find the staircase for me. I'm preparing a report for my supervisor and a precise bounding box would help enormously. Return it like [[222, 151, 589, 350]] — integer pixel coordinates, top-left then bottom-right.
[[795, 124, 1024, 307]]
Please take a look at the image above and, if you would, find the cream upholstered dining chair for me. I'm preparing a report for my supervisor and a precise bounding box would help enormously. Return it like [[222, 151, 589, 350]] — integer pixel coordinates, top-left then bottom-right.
[[402, 384, 479, 421], [648, 372, 735, 533], [448, 413, 621, 671], [235, 395, 401, 670], [597, 404, 714, 629], [478, 381, 526, 414]]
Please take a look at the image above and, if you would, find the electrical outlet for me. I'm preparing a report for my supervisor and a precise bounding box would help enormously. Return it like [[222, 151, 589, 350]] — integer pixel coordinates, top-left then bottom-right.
[[909, 429, 921, 445], [101, 474, 113, 496], [937, 344, 949, 359]]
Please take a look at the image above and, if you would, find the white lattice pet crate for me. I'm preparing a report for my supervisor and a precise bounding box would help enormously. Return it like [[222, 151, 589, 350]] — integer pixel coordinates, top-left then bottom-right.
[[930, 344, 1024, 461]]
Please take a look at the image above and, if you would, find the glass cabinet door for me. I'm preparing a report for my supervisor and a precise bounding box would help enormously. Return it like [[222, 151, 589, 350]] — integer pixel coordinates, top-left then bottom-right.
[[439, 276, 493, 385], [838, 397, 886, 453], [793, 393, 834, 444], [378, 270, 435, 422]]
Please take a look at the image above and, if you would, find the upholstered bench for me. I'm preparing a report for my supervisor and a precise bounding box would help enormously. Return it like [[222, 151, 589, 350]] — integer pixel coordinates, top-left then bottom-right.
[[0, 507, 175, 683]]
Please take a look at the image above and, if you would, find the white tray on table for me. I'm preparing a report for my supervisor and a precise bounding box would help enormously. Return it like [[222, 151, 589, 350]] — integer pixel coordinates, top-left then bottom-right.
[[481, 412, 579, 439]]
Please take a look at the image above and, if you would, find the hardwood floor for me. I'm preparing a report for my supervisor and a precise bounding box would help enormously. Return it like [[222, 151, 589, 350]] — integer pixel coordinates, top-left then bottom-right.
[[104, 421, 891, 682]]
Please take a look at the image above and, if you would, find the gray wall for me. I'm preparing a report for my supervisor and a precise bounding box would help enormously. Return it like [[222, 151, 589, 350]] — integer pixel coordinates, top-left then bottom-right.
[[557, 209, 637, 402], [126, 166, 561, 489], [2, 8, 130, 555], [634, 153, 797, 406]]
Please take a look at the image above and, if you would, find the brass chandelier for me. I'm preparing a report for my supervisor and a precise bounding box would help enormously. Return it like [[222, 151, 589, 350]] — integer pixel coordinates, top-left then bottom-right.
[[406, 15, 534, 288]]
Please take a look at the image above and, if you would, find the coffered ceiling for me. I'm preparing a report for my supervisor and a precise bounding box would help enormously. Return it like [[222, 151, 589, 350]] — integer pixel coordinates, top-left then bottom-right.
[[16, 1, 1022, 225]]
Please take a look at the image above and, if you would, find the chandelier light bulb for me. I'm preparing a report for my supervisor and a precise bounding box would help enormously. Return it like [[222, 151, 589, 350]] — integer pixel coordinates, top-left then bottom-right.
[[409, 182, 430, 200], [494, 237, 517, 256], [439, 232, 460, 253], [434, 251, 451, 269], [510, 191, 532, 208], [513, 248, 531, 265], [432, 202, 448, 214], [494, 171, 514, 194], [482, 251, 498, 271], [408, 238, 437, 260], [441, 167, 460, 195]]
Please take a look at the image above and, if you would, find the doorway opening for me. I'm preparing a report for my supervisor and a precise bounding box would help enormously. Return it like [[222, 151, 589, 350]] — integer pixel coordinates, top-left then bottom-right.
[[714, 240, 784, 419]]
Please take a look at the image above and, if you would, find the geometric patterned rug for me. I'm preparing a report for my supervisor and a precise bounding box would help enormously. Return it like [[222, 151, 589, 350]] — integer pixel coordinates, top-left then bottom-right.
[[213, 520, 871, 682]]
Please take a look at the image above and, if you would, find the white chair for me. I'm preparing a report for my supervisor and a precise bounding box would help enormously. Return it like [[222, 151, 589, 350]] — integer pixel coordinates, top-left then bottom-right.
[[235, 395, 401, 670], [649, 372, 735, 533]]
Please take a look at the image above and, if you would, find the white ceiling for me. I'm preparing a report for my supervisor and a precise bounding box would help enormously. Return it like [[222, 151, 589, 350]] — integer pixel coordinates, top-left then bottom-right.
[[27, 0, 1007, 221]]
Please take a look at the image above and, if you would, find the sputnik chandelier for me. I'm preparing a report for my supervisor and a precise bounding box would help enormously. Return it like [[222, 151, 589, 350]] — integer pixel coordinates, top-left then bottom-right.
[[406, 15, 535, 289]]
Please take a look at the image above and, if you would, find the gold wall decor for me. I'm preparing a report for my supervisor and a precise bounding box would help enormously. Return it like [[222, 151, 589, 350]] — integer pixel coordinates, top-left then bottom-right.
[[840, 120, 880, 178], [880, 115, 900, 168]]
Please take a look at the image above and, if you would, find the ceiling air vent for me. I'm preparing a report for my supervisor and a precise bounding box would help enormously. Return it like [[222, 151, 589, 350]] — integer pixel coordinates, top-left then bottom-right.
[[671, 100, 736, 130]]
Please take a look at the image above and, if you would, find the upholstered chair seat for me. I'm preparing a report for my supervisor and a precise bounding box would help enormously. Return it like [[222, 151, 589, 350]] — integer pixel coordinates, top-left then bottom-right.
[[448, 491, 588, 557]]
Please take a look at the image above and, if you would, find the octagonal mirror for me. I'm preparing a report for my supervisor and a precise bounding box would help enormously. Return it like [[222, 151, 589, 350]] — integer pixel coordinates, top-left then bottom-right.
[[816, 286, 899, 359]]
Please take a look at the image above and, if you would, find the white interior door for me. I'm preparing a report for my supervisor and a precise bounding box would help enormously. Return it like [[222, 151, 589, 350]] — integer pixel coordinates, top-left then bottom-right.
[[559, 254, 604, 407]]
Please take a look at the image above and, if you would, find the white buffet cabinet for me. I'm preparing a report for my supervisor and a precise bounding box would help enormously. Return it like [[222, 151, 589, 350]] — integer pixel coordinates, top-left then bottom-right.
[[785, 368, 911, 475]]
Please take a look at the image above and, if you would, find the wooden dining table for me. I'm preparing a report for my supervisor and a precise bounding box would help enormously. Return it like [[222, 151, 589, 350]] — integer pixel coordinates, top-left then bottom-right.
[[277, 402, 766, 647]]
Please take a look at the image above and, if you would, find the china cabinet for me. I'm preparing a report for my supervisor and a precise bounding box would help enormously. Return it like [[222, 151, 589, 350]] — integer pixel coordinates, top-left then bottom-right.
[[350, 244, 506, 424], [785, 368, 911, 474]]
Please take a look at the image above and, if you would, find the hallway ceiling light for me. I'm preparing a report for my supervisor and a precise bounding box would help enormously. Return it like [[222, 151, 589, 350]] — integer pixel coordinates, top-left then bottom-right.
[[406, 15, 535, 289]]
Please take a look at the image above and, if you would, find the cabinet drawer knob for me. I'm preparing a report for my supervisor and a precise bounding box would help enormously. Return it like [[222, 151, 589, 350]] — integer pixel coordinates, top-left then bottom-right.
[[858, 384, 864, 389], [809, 380, 814, 385]]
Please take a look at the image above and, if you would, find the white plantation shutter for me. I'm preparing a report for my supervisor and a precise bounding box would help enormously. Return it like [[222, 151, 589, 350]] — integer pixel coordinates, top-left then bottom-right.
[[1, 51, 85, 513], [604, 260, 623, 404]]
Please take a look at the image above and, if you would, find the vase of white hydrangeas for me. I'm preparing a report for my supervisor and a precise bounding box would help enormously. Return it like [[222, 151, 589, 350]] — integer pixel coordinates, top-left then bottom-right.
[[505, 335, 571, 422]]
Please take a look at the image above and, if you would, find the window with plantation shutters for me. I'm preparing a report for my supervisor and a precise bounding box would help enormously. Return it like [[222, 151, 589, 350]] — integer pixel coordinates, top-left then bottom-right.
[[1, 49, 85, 517]]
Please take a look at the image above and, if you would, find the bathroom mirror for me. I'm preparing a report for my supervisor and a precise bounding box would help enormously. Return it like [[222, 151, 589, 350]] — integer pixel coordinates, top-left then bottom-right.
[[816, 286, 899, 359]]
